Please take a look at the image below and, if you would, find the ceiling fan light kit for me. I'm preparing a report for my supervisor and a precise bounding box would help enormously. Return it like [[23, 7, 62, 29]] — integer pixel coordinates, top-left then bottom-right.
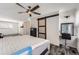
[[16, 3, 41, 17], [16, 3, 41, 28], [64, 16, 70, 18]]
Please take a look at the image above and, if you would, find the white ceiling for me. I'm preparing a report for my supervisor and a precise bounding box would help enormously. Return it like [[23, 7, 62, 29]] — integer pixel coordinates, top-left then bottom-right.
[[0, 3, 79, 22]]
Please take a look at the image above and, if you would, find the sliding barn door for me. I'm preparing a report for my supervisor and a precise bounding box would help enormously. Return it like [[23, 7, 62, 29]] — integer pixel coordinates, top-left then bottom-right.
[[38, 18, 46, 39], [47, 16, 59, 46], [38, 13, 59, 46]]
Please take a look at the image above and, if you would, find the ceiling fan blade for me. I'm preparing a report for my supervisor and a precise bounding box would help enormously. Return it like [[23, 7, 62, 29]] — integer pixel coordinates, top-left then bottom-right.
[[16, 3, 26, 9], [30, 5, 39, 12], [32, 12, 41, 15], [18, 12, 26, 14]]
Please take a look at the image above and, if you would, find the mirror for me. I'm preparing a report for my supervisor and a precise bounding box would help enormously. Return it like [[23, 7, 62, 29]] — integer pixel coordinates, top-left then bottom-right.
[[61, 23, 74, 36]]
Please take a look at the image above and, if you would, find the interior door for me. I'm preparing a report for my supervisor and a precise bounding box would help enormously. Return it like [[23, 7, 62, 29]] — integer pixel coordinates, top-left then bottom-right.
[[47, 16, 59, 46], [38, 18, 46, 39]]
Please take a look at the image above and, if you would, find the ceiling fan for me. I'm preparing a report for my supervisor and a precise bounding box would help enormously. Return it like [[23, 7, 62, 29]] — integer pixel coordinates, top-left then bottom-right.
[[16, 3, 41, 17]]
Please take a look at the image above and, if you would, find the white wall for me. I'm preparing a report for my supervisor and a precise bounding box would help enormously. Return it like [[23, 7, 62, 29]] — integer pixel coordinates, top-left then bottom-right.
[[25, 21, 31, 35], [76, 9, 79, 38], [0, 21, 19, 35], [75, 9, 79, 52], [0, 18, 22, 35]]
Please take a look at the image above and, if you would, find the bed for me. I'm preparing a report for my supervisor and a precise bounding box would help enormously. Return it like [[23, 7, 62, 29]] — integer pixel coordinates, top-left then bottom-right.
[[0, 35, 50, 55]]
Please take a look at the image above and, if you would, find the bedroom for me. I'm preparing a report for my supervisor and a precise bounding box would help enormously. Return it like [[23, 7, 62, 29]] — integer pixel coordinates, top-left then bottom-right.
[[0, 3, 79, 55]]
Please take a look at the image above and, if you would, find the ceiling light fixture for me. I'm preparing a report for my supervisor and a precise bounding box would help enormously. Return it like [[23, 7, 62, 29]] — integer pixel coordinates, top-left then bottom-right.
[[64, 16, 70, 18]]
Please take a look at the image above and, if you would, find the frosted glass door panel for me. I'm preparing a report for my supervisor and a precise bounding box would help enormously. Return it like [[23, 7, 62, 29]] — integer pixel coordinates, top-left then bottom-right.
[[39, 34, 45, 39], [39, 27, 45, 33], [39, 20, 45, 26]]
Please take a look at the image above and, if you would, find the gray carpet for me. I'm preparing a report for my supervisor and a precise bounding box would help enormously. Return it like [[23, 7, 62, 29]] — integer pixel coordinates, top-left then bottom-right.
[[50, 45, 79, 55]]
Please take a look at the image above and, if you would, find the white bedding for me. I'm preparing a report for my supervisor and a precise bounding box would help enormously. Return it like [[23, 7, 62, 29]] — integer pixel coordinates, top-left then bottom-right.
[[0, 35, 50, 55]]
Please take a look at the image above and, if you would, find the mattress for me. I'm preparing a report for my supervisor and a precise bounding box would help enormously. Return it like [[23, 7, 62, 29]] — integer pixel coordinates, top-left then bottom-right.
[[0, 35, 50, 55]]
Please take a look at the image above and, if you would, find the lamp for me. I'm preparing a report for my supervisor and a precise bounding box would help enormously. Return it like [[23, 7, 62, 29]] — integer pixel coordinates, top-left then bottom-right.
[[64, 16, 70, 18]]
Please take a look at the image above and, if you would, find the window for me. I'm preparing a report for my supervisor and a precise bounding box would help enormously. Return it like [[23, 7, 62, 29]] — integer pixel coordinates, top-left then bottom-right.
[[0, 22, 13, 28]]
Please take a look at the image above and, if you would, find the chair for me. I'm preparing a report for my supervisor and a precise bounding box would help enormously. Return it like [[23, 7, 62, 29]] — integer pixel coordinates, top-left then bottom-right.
[[61, 33, 71, 54]]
